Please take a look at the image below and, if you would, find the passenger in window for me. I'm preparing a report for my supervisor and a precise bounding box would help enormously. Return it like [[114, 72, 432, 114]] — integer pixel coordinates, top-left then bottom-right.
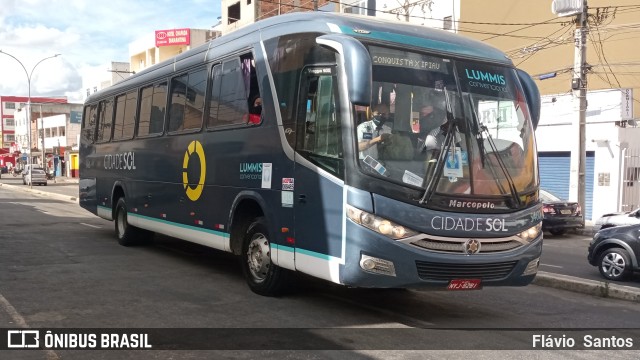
[[415, 91, 447, 152], [357, 103, 392, 160], [248, 95, 262, 124]]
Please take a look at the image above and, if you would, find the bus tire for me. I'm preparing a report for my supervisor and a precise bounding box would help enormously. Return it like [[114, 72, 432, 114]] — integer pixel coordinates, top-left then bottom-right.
[[114, 197, 152, 246], [241, 217, 289, 296]]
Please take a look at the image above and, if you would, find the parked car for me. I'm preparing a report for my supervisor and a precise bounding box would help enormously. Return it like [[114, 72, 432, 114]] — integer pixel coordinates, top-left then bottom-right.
[[23, 168, 48, 186], [539, 189, 584, 236], [588, 223, 640, 281], [21, 164, 44, 182], [593, 207, 640, 231]]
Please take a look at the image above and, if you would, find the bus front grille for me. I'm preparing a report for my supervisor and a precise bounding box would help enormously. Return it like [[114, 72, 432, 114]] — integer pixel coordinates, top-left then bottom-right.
[[415, 260, 518, 281], [410, 237, 523, 254]]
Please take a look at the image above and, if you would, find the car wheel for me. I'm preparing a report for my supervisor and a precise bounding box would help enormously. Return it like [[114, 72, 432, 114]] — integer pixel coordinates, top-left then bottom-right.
[[549, 229, 566, 236], [114, 197, 153, 246], [598, 248, 632, 281], [240, 217, 290, 296]]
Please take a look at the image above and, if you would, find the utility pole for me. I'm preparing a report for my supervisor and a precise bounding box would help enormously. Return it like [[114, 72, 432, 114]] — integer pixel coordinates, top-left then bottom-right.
[[553, 0, 588, 219], [569, 1, 588, 220]]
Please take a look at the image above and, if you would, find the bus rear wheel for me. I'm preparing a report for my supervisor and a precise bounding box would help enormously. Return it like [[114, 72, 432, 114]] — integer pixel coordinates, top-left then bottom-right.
[[114, 197, 152, 246], [241, 217, 289, 296]]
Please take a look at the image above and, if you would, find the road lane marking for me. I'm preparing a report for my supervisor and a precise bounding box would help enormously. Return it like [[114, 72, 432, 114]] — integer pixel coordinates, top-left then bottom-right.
[[80, 223, 102, 229], [0, 293, 60, 359], [540, 264, 563, 268]]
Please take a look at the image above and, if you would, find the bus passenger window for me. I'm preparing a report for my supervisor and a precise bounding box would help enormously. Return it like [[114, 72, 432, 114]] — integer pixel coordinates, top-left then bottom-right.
[[219, 58, 248, 126], [207, 64, 222, 128], [112, 90, 137, 140], [138, 82, 166, 136], [95, 99, 114, 142], [168, 74, 188, 132], [82, 104, 97, 143], [183, 68, 207, 130]]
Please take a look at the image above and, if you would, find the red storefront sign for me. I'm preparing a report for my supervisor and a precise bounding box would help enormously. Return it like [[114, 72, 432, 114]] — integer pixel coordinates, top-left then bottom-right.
[[155, 28, 191, 47]]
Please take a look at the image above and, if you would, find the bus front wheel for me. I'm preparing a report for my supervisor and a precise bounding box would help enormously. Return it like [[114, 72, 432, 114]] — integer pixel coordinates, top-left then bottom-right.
[[241, 217, 289, 296], [114, 197, 152, 246]]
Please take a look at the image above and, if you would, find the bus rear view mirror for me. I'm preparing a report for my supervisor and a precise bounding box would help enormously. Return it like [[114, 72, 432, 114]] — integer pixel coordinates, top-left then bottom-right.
[[316, 34, 372, 106], [517, 69, 541, 130]]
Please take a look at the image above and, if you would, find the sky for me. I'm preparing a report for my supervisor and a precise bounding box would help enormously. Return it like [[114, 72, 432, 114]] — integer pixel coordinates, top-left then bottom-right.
[[0, 0, 220, 103]]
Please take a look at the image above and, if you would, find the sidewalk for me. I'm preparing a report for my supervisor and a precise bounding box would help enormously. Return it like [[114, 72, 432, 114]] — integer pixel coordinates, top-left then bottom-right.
[[54, 176, 79, 184]]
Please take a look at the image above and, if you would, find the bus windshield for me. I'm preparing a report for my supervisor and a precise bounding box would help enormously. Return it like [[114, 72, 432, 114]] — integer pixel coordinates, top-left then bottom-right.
[[357, 46, 538, 201]]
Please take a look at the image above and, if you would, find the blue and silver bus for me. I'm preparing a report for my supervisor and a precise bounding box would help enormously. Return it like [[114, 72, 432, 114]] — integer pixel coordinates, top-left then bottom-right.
[[80, 13, 543, 296]]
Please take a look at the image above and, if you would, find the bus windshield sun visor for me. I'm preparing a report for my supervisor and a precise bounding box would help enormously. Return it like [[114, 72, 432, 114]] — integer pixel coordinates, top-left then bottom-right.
[[316, 34, 371, 106]]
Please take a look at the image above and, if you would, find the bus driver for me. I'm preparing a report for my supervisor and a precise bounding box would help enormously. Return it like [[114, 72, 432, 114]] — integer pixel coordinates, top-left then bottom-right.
[[357, 103, 393, 160]]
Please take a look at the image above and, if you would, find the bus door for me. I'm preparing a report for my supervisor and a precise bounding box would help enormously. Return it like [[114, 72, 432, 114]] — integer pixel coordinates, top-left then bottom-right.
[[293, 66, 346, 281]]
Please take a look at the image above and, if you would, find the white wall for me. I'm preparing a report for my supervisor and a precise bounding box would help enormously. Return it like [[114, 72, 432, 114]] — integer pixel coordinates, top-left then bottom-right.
[[536, 89, 637, 219]]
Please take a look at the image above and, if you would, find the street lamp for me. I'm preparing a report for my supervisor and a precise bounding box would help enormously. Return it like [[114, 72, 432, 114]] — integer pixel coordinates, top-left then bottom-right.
[[0, 50, 60, 188]]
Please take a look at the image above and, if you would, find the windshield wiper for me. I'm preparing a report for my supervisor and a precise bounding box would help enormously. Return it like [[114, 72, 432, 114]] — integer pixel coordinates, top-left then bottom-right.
[[419, 89, 456, 204], [468, 97, 522, 208]]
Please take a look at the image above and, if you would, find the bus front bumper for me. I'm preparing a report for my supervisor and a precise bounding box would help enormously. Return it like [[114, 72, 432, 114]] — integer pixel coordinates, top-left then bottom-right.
[[339, 221, 543, 290]]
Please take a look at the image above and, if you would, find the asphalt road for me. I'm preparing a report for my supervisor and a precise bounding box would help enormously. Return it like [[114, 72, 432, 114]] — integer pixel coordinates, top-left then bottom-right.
[[541, 232, 640, 286], [1, 184, 640, 359]]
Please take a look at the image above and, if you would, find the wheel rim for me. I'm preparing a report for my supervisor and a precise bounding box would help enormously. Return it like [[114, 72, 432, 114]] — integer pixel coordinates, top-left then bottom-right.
[[117, 208, 126, 238], [602, 252, 626, 278], [246, 233, 271, 283]]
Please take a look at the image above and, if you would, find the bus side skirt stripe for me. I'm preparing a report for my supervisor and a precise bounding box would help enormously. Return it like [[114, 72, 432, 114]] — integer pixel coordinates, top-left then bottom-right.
[[127, 213, 231, 252]]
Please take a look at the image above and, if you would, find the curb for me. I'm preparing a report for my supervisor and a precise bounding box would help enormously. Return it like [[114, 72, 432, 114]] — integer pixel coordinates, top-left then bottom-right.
[[534, 271, 640, 303], [0, 182, 79, 203]]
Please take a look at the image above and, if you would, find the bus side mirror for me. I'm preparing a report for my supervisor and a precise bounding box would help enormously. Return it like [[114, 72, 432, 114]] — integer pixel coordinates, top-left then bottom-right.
[[316, 34, 371, 106], [517, 69, 541, 130]]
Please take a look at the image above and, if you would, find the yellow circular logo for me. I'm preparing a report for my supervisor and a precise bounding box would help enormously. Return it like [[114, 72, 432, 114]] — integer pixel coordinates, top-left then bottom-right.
[[182, 140, 206, 201]]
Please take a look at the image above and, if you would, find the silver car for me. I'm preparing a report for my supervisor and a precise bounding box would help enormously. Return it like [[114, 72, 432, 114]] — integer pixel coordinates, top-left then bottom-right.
[[594, 207, 640, 231], [23, 168, 48, 186]]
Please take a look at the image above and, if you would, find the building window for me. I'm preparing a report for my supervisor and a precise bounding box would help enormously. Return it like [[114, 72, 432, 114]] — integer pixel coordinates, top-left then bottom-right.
[[4, 134, 15, 142], [5, 119, 15, 127], [5, 102, 15, 110], [598, 172, 610, 186], [626, 167, 640, 187], [343, 1, 367, 15], [443, 16, 453, 30], [228, 2, 240, 24], [247, 0, 251, 4], [59, 126, 65, 137]]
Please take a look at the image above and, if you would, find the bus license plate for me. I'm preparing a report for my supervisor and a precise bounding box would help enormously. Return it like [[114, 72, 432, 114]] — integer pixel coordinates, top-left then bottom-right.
[[447, 279, 482, 290]]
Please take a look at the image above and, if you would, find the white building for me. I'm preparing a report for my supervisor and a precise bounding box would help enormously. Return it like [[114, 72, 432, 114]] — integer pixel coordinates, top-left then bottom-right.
[[536, 88, 639, 220], [129, 28, 221, 74], [340, 0, 458, 31]]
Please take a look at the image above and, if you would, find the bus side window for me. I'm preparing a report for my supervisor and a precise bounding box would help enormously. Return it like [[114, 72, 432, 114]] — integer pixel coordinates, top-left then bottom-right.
[[95, 98, 114, 143], [168, 74, 188, 132], [82, 104, 97, 144], [217, 58, 249, 127], [183, 67, 207, 130], [207, 64, 222, 128], [138, 81, 167, 136], [113, 90, 137, 141]]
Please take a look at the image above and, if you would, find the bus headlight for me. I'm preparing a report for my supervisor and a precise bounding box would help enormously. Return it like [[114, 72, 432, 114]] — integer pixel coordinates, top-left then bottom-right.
[[346, 205, 418, 240], [517, 223, 542, 242]]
